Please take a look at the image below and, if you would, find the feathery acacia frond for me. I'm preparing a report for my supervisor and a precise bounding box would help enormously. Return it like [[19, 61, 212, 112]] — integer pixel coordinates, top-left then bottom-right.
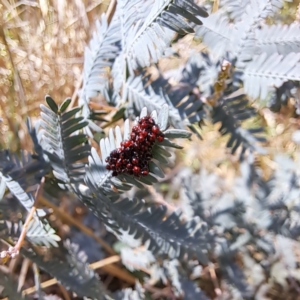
[[236, 52, 300, 99], [196, 0, 279, 62], [255, 23, 300, 55], [153, 60, 208, 125], [221, 0, 289, 21], [80, 14, 121, 105], [0, 150, 47, 217], [123, 0, 208, 70], [21, 244, 109, 299], [220, 0, 248, 22], [38, 96, 90, 189], [3, 0, 300, 298], [78, 13, 122, 136], [130, 54, 209, 129], [68, 105, 209, 264], [83, 177, 211, 264], [126, 75, 184, 128], [108, 198, 211, 264], [0, 219, 60, 247], [85, 105, 190, 199], [232, 0, 295, 65], [195, 11, 233, 58], [26, 219, 60, 247], [212, 94, 266, 155]]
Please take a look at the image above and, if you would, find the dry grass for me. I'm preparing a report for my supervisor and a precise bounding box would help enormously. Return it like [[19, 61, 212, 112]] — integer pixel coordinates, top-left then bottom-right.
[[0, 0, 111, 152]]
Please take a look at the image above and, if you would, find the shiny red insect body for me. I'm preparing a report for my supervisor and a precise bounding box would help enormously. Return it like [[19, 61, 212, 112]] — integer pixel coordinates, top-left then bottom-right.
[[105, 116, 164, 177]]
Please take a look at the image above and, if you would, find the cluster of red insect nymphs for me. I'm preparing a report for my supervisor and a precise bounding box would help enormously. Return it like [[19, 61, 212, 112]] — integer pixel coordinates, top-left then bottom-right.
[[105, 116, 164, 177]]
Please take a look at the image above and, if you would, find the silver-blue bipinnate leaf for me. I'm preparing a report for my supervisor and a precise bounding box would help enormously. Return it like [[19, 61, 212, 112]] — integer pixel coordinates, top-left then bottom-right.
[[80, 14, 121, 105], [26, 219, 61, 247], [255, 23, 300, 56], [121, 0, 208, 70], [239, 52, 300, 99], [86, 105, 190, 198]]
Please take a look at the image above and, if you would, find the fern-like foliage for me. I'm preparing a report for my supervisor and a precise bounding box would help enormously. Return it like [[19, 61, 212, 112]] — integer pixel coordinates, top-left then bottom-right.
[[0, 119, 61, 249], [82, 180, 211, 265], [220, 0, 248, 21], [38, 96, 90, 189], [212, 93, 266, 155], [153, 54, 209, 121], [255, 23, 300, 55], [38, 98, 186, 199], [85, 105, 190, 199], [37, 98, 209, 264], [175, 149, 300, 297], [195, 10, 233, 58], [0, 218, 60, 247], [125, 53, 213, 131], [77, 0, 209, 115], [125, 74, 184, 128], [0, 149, 47, 217], [194, 0, 300, 103], [79, 13, 122, 135], [80, 14, 121, 104], [231, 0, 287, 63], [221, 0, 290, 21], [21, 243, 110, 299], [122, 0, 208, 70], [235, 52, 300, 99], [106, 0, 209, 111], [3, 0, 300, 298], [25, 219, 60, 247]]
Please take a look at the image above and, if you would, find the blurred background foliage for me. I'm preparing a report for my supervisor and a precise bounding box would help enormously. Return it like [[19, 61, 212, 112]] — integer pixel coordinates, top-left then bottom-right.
[[0, 0, 300, 298]]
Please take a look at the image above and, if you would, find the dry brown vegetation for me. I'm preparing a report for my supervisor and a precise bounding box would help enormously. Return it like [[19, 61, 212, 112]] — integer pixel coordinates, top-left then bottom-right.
[[0, 0, 110, 152]]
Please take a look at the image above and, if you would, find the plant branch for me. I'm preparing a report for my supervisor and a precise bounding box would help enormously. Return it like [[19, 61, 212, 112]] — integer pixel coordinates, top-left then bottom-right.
[[38, 195, 115, 255], [0, 255, 135, 300], [0, 177, 45, 262]]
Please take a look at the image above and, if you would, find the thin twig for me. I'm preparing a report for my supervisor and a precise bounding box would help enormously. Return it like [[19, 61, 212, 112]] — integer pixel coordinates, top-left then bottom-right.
[[69, 74, 83, 111], [15, 178, 45, 250], [208, 263, 222, 297], [88, 101, 118, 112], [58, 284, 71, 300], [0, 178, 45, 262], [105, 0, 117, 24], [17, 258, 30, 292], [212, 0, 219, 13]]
